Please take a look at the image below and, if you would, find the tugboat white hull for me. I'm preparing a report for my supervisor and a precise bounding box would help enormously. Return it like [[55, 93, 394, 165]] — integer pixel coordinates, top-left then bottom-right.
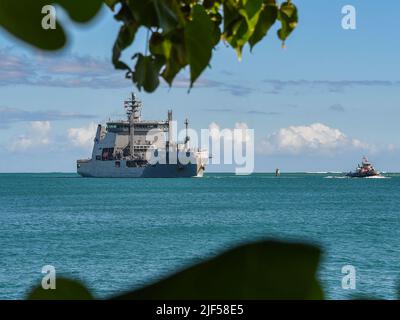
[[346, 171, 381, 178]]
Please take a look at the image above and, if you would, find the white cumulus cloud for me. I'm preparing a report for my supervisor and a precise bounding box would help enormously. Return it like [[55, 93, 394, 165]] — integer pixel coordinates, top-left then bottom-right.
[[8, 121, 51, 152], [30, 120, 51, 134], [257, 123, 371, 155], [67, 122, 97, 148]]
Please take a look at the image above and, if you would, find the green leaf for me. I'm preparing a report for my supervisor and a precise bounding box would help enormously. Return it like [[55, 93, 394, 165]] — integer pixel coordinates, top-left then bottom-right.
[[224, 17, 249, 59], [185, 5, 214, 87], [223, 0, 264, 58], [223, 0, 241, 32], [114, 1, 135, 23], [211, 23, 222, 46], [161, 47, 186, 86], [128, 0, 158, 27], [0, 0, 103, 51], [104, 0, 119, 10], [153, 0, 179, 33], [56, 0, 103, 23], [112, 21, 139, 70], [241, 0, 263, 22], [27, 278, 93, 300], [161, 29, 188, 86], [111, 2, 139, 71], [129, 0, 178, 32], [277, 1, 298, 43], [0, 0, 66, 50], [112, 240, 324, 300], [280, 1, 297, 18], [203, 0, 217, 10], [149, 32, 172, 60], [249, 3, 278, 50], [132, 54, 165, 92]]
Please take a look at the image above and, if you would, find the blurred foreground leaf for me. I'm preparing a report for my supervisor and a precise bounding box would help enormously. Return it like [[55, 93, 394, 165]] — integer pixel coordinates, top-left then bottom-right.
[[185, 5, 214, 87], [113, 240, 324, 300], [0, 0, 103, 50], [26, 240, 322, 300], [27, 278, 93, 300]]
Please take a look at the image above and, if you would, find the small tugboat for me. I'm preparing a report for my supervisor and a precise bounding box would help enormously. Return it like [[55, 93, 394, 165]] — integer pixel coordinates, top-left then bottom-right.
[[346, 157, 381, 178]]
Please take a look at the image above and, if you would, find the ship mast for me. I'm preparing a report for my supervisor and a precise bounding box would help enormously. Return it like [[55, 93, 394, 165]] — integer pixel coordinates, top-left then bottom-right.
[[125, 92, 142, 122], [184, 118, 190, 149], [124, 93, 142, 157]]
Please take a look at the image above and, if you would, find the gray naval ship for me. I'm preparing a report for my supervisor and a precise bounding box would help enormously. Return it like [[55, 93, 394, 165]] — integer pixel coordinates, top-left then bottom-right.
[[77, 93, 207, 178]]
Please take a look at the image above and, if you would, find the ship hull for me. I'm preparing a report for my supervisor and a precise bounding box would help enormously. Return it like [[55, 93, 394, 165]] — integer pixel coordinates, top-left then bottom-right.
[[77, 159, 204, 178], [346, 171, 380, 178]]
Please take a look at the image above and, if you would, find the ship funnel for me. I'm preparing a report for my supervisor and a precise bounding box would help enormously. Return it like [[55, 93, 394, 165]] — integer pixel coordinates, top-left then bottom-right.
[[91, 124, 102, 159]]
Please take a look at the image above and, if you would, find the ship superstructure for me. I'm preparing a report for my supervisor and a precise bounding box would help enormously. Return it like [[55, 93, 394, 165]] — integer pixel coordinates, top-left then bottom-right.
[[77, 93, 207, 178]]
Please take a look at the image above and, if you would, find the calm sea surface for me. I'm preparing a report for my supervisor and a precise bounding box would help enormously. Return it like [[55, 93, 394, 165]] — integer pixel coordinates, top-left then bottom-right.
[[0, 173, 399, 299]]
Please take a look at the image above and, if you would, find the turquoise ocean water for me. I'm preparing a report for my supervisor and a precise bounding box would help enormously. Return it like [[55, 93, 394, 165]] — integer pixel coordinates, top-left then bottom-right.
[[0, 173, 399, 299]]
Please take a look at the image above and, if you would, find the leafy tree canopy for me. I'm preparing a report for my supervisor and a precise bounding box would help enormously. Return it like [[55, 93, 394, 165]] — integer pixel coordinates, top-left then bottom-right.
[[0, 0, 298, 92], [108, 0, 298, 92]]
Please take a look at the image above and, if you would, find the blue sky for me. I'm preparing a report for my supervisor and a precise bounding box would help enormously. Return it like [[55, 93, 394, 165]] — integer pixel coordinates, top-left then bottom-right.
[[1, 0, 400, 172]]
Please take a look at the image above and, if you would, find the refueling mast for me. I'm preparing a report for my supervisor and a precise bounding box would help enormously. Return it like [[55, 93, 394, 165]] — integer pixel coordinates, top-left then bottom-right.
[[125, 93, 142, 157]]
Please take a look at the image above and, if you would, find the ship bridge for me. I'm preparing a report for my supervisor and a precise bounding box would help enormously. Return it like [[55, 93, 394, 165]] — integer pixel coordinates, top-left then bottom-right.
[[106, 120, 169, 133]]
